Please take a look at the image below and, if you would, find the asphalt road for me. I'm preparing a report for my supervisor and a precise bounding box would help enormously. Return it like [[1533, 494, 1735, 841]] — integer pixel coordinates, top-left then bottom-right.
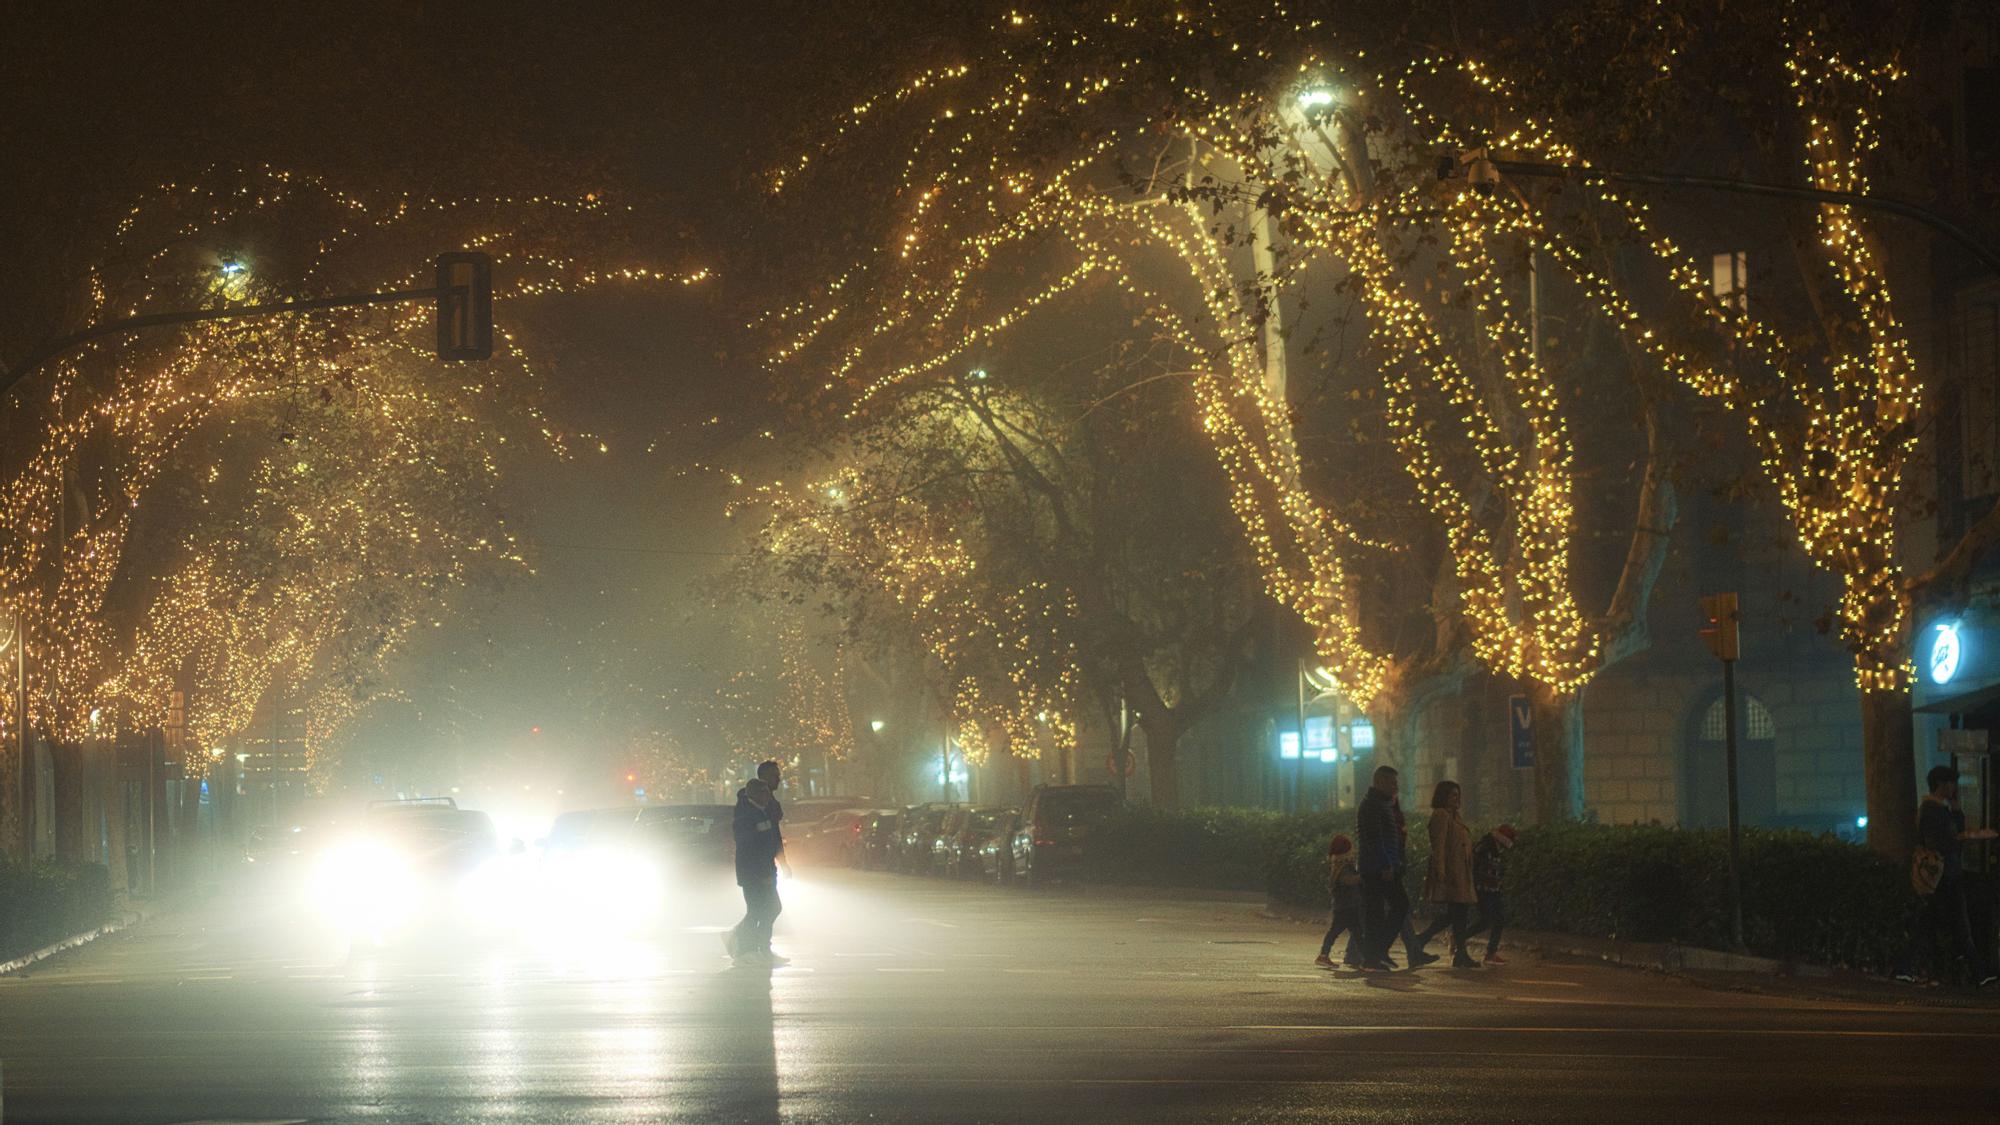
[[2, 864, 1996, 1123]]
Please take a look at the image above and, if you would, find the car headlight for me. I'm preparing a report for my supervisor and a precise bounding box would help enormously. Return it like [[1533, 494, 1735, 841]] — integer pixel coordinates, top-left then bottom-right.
[[306, 840, 420, 936]]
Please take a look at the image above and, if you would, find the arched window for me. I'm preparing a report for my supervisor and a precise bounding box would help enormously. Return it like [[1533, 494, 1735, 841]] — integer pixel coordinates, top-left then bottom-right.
[[1699, 696, 1775, 741], [1682, 691, 1778, 829]]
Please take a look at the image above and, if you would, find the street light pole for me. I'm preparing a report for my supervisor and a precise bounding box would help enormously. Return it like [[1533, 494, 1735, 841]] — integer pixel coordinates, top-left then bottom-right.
[[1293, 658, 1311, 814], [940, 730, 952, 804]]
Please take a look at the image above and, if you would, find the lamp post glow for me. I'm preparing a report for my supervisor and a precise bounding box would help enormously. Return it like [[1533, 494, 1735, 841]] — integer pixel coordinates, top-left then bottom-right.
[[1295, 86, 1338, 115]]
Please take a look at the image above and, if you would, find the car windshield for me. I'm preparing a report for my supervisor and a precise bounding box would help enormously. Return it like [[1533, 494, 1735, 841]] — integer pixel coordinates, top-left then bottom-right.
[[1040, 790, 1117, 823], [973, 811, 1012, 830]]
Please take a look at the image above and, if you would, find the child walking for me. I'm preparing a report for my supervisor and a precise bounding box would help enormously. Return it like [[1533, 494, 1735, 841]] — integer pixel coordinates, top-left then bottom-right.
[[1467, 824, 1516, 964], [1315, 834, 1367, 968]]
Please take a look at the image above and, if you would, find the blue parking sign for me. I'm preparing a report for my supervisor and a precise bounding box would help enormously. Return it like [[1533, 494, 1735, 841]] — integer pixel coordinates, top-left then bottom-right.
[[1509, 695, 1534, 770]]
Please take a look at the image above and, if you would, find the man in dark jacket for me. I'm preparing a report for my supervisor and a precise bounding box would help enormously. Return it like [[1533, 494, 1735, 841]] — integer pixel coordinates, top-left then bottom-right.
[[1898, 765, 1998, 986], [757, 760, 792, 875], [1356, 766, 1409, 971], [728, 779, 787, 964]]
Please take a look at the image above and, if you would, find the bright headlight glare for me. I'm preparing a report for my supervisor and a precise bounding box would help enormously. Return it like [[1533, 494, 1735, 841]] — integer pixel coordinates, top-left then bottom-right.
[[307, 840, 419, 935]]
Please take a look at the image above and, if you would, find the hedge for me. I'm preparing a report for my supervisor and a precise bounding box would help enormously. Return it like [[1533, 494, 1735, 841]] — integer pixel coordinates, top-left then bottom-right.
[[0, 860, 114, 963], [1074, 807, 1912, 971]]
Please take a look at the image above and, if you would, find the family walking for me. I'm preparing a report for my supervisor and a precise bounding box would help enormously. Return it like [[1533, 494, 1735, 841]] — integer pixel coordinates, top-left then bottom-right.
[[1316, 765, 1514, 972]]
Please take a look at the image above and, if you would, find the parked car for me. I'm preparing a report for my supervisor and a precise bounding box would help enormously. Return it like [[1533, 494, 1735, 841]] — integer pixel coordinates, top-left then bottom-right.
[[1009, 784, 1120, 885], [856, 810, 904, 870], [928, 807, 975, 875], [948, 807, 1020, 881], [791, 807, 874, 864], [895, 804, 956, 874]]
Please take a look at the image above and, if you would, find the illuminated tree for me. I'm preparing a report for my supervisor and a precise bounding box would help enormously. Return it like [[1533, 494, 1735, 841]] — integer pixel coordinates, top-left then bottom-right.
[[760, 4, 1681, 816], [0, 167, 700, 790]]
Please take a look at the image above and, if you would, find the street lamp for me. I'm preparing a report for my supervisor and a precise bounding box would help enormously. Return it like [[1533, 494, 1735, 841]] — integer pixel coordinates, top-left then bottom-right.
[[869, 719, 886, 733], [1295, 84, 1338, 118]]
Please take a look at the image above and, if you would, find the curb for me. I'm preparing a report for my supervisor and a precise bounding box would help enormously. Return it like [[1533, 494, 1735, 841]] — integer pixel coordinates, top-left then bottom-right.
[[1518, 933, 1831, 978], [0, 908, 145, 977]]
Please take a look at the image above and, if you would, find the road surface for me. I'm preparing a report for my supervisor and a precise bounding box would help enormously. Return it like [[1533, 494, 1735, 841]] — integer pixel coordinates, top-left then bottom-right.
[[2, 866, 1995, 1122]]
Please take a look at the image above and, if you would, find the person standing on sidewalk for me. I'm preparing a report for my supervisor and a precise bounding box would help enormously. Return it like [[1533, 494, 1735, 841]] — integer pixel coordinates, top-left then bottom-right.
[[1315, 834, 1366, 968], [1466, 824, 1516, 964], [727, 778, 790, 965], [1413, 780, 1481, 969], [1898, 765, 1998, 987], [1356, 766, 1410, 971]]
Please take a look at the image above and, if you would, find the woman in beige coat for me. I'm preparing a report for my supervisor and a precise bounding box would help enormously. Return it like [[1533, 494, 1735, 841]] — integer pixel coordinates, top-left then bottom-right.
[[1416, 780, 1482, 968]]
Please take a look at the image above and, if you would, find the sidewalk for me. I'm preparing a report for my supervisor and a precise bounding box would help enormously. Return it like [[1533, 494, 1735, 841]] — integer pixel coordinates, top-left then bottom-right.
[[0, 894, 163, 977]]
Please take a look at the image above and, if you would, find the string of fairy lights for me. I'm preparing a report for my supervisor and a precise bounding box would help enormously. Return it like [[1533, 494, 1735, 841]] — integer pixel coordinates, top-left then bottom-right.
[[1, 167, 703, 773], [760, 3, 1926, 721], [733, 451, 1083, 766]]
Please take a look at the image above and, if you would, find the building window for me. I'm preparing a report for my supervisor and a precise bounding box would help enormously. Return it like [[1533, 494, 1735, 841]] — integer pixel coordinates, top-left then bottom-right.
[[1700, 695, 1774, 741], [1712, 251, 1748, 311], [1685, 692, 1778, 830]]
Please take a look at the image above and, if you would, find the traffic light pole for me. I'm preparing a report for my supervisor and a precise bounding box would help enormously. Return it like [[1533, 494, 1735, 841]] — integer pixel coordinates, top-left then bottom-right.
[[3, 252, 493, 401], [1699, 592, 1748, 954], [1722, 655, 1746, 954], [1, 285, 447, 401]]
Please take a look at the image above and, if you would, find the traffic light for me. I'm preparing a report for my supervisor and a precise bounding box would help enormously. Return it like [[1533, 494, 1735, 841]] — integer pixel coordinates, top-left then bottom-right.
[[434, 252, 493, 361], [1699, 593, 1740, 662]]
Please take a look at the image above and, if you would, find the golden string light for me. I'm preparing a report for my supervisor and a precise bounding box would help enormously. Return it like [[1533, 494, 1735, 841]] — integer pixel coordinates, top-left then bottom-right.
[[2, 167, 703, 769]]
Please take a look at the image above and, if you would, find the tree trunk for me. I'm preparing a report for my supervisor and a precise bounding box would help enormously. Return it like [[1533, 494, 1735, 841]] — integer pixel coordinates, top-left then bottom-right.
[[52, 741, 86, 863], [1859, 688, 1917, 860], [1530, 683, 1586, 823], [1141, 713, 1182, 808]]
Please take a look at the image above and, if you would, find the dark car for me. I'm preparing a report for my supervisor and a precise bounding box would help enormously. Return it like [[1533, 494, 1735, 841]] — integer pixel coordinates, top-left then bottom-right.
[[244, 822, 311, 868], [1010, 785, 1119, 885], [956, 807, 1021, 881], [928, 807, 975, 875], [895, 805, 955, 874], [633, 804, 734, 867], [856, 810, 903, 869], [366, 798, 503, 880], [544, 807, 641, 856], [787, 807, 869, 863]]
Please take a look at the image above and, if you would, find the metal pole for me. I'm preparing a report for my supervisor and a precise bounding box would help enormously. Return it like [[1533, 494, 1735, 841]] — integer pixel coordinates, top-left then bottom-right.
[[940, 730, 951, 804], [1116, 696, 1130, 801], [16, 612, 30, 860], [1722, 658, 1747, 953], [1295, 659, 1309, 815], [1, 285, 452, 400], [145, 730, 157, 893]]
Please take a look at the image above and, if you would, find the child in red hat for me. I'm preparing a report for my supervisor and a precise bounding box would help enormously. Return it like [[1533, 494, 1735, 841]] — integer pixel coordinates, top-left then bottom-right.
[[1316, 833, 1367, 968]]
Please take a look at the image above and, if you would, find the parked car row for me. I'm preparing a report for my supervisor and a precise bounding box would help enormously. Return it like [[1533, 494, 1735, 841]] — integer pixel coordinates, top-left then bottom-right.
[[842, 785, 1122, 886]]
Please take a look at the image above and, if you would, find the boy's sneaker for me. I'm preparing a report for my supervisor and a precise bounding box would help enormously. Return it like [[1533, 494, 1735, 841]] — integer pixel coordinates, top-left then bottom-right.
[[1406, 950, 1441, 969], [1453, 956, 1483, 970], [1483, 952, 1508, 965], [766, 952, 792, 966], [1314, 954, 1336, 968]]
